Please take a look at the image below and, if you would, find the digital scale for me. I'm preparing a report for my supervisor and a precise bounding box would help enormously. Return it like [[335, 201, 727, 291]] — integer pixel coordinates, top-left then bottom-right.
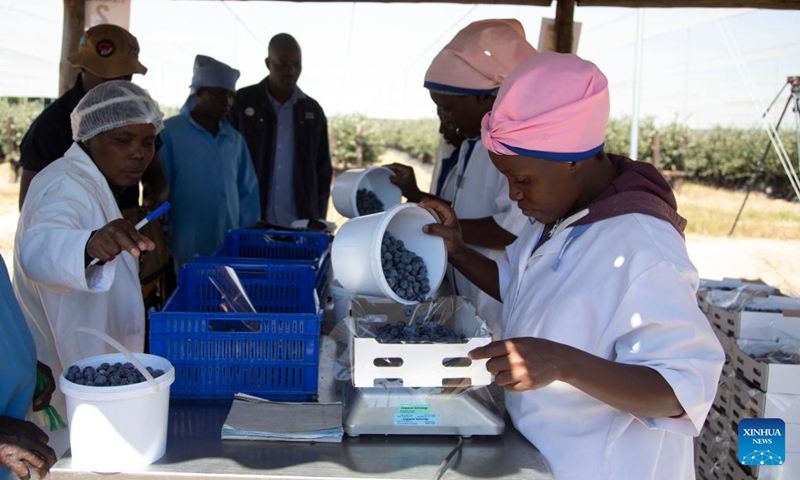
[[343, 385, 505, 437], [340, 296, 506, 437]]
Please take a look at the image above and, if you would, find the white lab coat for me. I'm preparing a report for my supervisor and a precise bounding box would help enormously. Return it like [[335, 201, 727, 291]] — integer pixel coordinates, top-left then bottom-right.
[[497, 213, 725, 480], [13, 143, 144, 419], [438, 138, 527, 335]]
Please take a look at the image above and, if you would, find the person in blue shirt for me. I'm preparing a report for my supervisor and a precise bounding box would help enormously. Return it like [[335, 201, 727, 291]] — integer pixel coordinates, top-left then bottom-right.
[[0, 254, 57, 480], [160, 55, 261, 269]]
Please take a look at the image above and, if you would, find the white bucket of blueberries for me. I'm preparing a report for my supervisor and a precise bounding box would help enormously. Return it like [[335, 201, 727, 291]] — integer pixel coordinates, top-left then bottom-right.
[[332, 166, 402, 218], [332, 202, 446, 305], [59, 343, 175, 472]]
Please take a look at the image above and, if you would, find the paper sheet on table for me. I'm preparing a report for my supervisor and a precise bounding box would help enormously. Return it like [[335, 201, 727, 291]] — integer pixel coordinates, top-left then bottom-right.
[[221, 393, 343, 443]]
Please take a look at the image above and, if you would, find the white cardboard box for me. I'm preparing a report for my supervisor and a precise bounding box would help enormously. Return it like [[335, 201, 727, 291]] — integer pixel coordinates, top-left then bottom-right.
[[348, 297, 492, 388], [698, 278, 780, 315], [730, 379, 800, 424], [707, 296, 800, 341], [732, 341, 800, 394]]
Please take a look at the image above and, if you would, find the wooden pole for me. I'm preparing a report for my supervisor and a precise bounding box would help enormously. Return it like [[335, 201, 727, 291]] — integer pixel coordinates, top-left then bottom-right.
[[60, 0, 86, 96], [554, 0, 575, 54]]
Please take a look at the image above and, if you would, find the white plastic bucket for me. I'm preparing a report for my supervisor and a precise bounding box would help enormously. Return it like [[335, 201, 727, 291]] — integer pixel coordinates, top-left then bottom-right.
[[332, 203, 446, 305], [59, 352, 175, 472], [332, 166, 402, 218]]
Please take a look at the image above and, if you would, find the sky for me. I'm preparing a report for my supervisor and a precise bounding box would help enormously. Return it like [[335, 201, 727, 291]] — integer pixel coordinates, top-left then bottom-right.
[[1, 0, 799, 129]]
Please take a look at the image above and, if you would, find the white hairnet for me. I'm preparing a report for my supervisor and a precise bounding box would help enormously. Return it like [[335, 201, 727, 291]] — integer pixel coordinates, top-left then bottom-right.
[[70, 80, 164, 142]]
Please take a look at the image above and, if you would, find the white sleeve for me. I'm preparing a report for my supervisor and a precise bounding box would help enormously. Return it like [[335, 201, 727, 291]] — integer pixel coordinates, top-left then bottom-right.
[[609, 261, 725, 436], [19, 180, 115, 292]]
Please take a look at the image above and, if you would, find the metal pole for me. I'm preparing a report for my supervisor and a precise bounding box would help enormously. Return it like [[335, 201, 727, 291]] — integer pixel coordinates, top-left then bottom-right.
[[729, 93, 794, 236], [629, 8, 645, 160]]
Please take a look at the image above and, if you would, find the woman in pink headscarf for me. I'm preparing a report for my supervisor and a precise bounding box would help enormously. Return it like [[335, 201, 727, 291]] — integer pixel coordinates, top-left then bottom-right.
[[386, 19, 537, 335], [420, 52, 724, 480]]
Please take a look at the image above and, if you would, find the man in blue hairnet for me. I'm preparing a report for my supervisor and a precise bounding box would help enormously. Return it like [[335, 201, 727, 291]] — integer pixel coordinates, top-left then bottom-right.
[[159, 55, 260, 270]]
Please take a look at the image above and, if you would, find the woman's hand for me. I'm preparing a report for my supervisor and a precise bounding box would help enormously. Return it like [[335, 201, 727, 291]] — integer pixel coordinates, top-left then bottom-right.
[[418, 198, 467, 260], [384, 163, 425, 202], [469, 337, 569, 392], [420, 197, 501, 300], [470, 337, 685, 418], [0, 416, 57, 480], [87, 218, 155, 264], [32, 362, 54, 411]]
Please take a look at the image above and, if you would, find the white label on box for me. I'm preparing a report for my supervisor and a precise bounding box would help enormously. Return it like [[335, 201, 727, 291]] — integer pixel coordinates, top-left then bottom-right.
[[394, 413, 438, 426]]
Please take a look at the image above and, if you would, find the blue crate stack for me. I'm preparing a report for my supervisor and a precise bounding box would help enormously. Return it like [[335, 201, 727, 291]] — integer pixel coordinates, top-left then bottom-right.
[[149, 229, 330, 400], [194, 229, 330, 296]]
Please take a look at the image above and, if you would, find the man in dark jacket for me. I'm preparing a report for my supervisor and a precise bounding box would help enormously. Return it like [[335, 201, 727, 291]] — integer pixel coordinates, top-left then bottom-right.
[[229, 33, 332, 225]]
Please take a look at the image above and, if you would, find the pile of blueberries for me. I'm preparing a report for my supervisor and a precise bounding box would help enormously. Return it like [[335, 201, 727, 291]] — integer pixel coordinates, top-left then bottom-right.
[[64, 362, 165, 387], [356, 188, 384, 215], [374, 319, 466, 344], [381, 232, 430, 302]]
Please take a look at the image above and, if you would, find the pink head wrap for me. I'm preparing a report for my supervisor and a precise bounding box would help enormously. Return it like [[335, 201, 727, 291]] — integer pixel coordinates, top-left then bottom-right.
[[481, 51, 610, 162], [424, 19, 538, 95]]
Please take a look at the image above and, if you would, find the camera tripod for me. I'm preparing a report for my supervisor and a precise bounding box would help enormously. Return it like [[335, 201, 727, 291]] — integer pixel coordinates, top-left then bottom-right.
[[729, 75, 800, 236]]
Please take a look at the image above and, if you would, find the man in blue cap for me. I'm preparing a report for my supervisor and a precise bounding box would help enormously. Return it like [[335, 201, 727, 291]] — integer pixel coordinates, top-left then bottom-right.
[[159, 55, 260, 269]]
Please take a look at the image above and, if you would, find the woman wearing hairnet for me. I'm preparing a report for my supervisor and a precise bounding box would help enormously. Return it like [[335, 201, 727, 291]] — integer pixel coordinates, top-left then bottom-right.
[[13, 80, 162, 423]]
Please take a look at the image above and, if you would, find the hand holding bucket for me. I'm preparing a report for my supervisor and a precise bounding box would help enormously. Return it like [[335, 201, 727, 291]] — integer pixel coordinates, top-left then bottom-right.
[[332, 166, 402, 218]]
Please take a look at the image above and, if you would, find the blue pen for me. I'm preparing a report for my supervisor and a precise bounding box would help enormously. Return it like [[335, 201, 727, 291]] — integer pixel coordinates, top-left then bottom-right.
[[89, 201, 171, 267]]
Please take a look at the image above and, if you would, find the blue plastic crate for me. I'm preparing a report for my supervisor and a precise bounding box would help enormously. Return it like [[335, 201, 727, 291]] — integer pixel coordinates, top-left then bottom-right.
[[201, 229, 331, 295], [215, 229, 329, 264], [149, 263, 321, 400]]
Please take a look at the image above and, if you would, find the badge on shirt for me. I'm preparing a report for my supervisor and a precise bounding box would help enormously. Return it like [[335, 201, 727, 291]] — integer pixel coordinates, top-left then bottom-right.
[[244, 107, 255, 117], [304, 112, 315, 120]]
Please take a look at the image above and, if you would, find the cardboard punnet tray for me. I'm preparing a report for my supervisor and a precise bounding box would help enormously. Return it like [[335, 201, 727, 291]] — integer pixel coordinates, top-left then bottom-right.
[[732, 341, 800, 395], [731, 378, 800, 424], [713, 363, 735, 417], [348, 297, 492, 388], [706, 296, 800, 341]]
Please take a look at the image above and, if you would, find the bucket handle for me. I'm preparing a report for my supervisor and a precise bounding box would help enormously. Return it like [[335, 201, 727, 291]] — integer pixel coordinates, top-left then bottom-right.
[[77, 327, 159, 393]]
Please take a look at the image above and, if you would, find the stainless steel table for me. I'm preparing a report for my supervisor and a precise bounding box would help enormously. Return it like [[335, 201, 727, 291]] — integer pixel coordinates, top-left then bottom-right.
[[51, 332, 553, 479], [51, 397, 553, 480]]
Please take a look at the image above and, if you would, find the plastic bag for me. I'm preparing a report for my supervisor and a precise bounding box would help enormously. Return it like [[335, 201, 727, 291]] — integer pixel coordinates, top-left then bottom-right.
[[332, 295, 492, 392]]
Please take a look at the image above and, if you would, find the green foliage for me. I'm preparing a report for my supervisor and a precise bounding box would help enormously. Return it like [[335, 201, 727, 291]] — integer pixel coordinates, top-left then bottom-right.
[[374, 118, 440, 165], [1, 95, 797, 200], [0, 98, 46, 162], [605, 116, 796, 198], [328, 114, 386, 168], [684, 127, 798, 199]]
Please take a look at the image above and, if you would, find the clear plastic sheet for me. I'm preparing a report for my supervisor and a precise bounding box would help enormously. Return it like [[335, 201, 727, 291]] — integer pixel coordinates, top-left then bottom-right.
[[349, 295, 490, 342], [703, 285, 772, 312], [207, 266, 259, 333], [737, 336, 800, 365], [208, 265, 256, 313]]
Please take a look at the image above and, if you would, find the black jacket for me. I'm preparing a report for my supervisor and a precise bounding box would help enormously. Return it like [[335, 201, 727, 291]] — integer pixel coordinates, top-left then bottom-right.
[[230, 77, 332, 221]]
